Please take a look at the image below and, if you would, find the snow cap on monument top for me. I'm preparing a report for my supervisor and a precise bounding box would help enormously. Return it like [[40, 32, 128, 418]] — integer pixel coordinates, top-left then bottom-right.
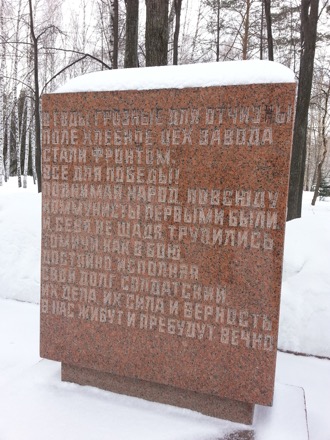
[[54, 60, 295, 94]]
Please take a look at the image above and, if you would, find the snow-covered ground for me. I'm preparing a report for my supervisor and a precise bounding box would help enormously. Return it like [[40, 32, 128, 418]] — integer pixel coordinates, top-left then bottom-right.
[[0, 177, 329, 439], [0, 180, 41, 304], [279, 192, 330, 358]]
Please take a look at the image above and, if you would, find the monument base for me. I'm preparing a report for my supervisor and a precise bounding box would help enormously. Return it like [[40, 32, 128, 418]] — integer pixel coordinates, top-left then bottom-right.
[[62, 363, 255, 426]]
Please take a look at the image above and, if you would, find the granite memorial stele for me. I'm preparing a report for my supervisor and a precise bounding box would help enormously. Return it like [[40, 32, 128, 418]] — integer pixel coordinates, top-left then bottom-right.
[[40, 60, 296, 427]]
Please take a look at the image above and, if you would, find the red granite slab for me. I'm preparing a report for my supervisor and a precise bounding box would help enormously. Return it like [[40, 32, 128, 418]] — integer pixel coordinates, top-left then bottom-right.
[[40, 82, 296, 423], [62, 363, 255, 425]]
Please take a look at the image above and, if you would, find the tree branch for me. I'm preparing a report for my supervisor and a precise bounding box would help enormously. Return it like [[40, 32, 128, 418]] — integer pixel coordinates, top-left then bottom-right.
[[41, 53, 111, 94], [318, 0, 329, 20], [41, 46, 112, 69], [36, 24, 63, 41]]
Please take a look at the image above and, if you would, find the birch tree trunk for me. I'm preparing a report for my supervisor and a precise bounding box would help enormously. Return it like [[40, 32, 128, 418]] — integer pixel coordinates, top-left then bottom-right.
[[312, 83, 330, 205], [14, 100, 22, 187], [242, 0, 251, 60], [0, 73, 3, 185], [190, 1, 202, 63], [5, 109, 11, 182], [23, 97, 31, 188], [13, 0, 23, 187], [0, 0, 4, 186], [0, 71, 3, 187], [31, 111, 37, 184]]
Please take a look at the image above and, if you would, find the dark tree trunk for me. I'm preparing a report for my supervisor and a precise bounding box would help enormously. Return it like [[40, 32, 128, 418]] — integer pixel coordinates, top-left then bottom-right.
[[28, 0, 42, 193], [145, 0, 169, 66], [287, 0, 319, 220], [260, 0, 264, 59], [264, 0, 274, 61], [173, 0, 182, 65], [113, 0, 119, 69], [125, 0, 139, 67], [216, 0, 220, 61]]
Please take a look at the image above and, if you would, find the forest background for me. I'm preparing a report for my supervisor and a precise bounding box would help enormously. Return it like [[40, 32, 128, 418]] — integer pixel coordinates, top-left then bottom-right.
[[0, 0, 329, 220]]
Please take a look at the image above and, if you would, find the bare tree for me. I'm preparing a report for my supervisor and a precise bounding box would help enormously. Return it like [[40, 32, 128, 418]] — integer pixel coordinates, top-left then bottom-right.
[[13, 0, 23, 188], [204, 0, 261, 62], [124, 0, 139, 67], [312, 77, 330, 204], [173, 0, 183, 65], [5, 105, 12, 182], [145, 0, 169, 66], [189, 1, 203, 62], [28, 0, 42, 192], [112, 0, 119, 68], [287, 0, 320, 220], [242, 0, 251, 59], [264, 0, 274, 60], [23, 93, 32, 188], [200, 0, 224, 62], [0, 69, 3, 185], [271, 2, 300, 71], [0, 0, 4, 186]]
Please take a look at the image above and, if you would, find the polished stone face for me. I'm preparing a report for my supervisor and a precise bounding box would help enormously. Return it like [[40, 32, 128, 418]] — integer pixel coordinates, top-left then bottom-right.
[[40, 82, 296, 412]]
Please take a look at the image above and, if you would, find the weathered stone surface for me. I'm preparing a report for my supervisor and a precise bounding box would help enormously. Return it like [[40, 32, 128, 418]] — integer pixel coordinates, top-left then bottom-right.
[[40, 80, 296, 423]]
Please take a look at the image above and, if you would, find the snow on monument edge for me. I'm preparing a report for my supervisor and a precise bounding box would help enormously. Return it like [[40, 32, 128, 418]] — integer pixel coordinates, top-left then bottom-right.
[[53, 60, 296, 94]]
